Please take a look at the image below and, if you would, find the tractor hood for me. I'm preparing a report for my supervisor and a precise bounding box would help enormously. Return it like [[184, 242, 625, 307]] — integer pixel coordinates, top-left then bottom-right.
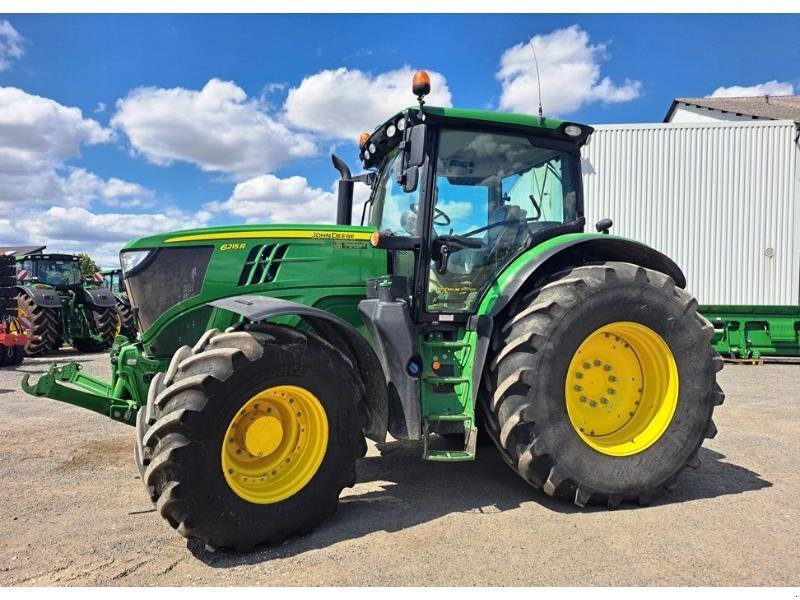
[[121, 223, 376, 251], [118, 223, 385, 354]]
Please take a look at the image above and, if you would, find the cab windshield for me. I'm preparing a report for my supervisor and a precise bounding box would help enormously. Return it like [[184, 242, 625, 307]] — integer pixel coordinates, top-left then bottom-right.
[[21, 259, 83, 288]]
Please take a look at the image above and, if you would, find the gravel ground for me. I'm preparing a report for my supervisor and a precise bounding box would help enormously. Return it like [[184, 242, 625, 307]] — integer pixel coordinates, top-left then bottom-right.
[[0, 350, 797, 586]]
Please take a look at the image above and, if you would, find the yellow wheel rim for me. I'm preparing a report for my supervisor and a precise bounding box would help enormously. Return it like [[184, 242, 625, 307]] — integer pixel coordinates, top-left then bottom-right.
[[565, 321, 679, 457], [114, 314, 122, 335], [221, 385, 328, 504]]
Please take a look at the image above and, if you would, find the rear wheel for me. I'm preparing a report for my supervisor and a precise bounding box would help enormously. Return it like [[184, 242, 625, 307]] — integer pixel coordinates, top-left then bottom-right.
[[135, 324, 365, 551], [481, 262, 724, 507], [16, 293, 60, 356], [72, 306, 117, 352]]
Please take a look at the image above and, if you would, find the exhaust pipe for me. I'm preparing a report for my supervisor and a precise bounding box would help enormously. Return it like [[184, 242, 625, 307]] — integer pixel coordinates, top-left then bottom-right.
[[332, 154, 353, 226]]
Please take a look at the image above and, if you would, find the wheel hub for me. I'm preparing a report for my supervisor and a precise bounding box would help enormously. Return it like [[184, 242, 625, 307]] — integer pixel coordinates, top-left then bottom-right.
[[242, 415, 283, 457], [565, 322, 678, 456], [221, 385, 328, 504]]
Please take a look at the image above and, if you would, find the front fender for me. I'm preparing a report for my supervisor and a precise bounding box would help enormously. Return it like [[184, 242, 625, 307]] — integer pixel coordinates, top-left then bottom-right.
[[209, 295, 389, 443]]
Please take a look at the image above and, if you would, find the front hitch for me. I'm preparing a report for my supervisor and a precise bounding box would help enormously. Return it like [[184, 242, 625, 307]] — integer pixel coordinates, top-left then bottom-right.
[[21, 362, 138, 425]]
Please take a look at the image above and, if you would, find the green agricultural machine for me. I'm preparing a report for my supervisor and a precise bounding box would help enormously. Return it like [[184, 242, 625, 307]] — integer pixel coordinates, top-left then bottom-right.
[[15, 253, 118, 355], [23, 72, 723, 552], [99, 268, 138, 340]]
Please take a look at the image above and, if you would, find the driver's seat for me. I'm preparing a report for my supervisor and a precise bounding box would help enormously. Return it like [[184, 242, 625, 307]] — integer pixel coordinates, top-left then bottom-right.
[[487, 203, 527, 259]]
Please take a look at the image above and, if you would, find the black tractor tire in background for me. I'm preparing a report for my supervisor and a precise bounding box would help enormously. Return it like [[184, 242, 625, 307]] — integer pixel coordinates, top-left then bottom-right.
[[72, 305, 117, 353], [481, 261, 724, 508], [115, 296, 137, 339], [16, 293, 60, 357], [134, 323, 366, 552]]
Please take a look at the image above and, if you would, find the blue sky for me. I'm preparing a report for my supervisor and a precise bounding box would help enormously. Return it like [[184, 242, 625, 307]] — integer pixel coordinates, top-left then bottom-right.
[[1, 13, 798, 265]]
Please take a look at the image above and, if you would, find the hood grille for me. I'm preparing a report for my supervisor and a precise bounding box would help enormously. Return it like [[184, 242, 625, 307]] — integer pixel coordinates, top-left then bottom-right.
[[237, 244, 289, 287]]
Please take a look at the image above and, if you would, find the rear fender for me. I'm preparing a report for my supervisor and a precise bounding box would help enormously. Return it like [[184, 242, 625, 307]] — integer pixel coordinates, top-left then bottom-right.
[[81, 287, 117, 308], [209, 295, 389, 443], [469, 235, 688, 405], [15, 285, 62, 309]]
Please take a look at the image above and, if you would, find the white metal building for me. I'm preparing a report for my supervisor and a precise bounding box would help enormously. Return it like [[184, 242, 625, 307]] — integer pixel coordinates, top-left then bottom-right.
[[581, 119, 800, 306]]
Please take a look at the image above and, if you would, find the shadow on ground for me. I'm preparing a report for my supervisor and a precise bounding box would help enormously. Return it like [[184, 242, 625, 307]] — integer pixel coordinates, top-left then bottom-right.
[[188, 441, 771, 566]]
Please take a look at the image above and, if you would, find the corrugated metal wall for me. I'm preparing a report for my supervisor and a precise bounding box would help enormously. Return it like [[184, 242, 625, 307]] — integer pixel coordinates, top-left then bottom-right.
[[581, 120, 800, 305]]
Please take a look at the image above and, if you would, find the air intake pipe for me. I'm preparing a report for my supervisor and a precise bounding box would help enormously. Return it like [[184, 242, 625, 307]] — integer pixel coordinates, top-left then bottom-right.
[[332, 154, 353, 226]]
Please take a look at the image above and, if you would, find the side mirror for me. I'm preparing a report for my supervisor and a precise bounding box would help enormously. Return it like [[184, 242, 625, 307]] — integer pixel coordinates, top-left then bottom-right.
[[399, 123, 426, 193], [407, 123, 426, 168]]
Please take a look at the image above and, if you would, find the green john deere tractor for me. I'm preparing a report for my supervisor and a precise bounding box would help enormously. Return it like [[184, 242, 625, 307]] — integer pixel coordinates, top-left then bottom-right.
[[15, 253, 118, 355], [23, 72, 723, 552], [99, 268, 138, 340]]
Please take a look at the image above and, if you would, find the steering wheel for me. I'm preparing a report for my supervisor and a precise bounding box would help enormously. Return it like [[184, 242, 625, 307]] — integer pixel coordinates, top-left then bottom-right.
[[410, 203, 450, 227]]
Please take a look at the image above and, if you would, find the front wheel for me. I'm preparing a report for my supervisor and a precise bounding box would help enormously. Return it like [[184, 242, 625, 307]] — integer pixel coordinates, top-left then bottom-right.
[[481, 262, 724, 508], [135, 324, 365, 551]]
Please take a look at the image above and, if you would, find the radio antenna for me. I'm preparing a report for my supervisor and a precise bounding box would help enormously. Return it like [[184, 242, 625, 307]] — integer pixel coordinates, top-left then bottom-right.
[[529, 39, 544, 125]]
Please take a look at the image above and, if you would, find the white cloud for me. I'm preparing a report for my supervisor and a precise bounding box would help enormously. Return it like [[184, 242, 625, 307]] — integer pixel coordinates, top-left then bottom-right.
[[207, 174, 371, 225], [94, 101, 107, 113], [497, 26, 641, 117], [112, 78, 317, 179], [0, 86, 112, 172], [0, 20, 24, 72], [708, 80, 795, 98], [0, 86, 128, 209], [14, 206, 214, 267], [283, 66, 453, 141]]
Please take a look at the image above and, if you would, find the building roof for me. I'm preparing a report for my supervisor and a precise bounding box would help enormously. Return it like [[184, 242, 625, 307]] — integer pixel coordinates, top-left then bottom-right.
[[664, 95, 800, 124], [0, 245, 46, 257]]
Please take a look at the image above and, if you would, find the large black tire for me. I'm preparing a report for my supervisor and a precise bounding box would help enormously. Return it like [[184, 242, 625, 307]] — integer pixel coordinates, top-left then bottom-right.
[[481, 261, 724, 508], [135, 323, 366, 551], [72, 306, 117, 353], [115, 296, 137, 339], [16, 293, 60, 356]]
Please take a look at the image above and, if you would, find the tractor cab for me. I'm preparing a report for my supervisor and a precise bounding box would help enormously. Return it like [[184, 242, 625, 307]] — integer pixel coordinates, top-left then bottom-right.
[[358, 105, 590, 318], [100, 268, 123, 295], [17, 254, 83, 292]]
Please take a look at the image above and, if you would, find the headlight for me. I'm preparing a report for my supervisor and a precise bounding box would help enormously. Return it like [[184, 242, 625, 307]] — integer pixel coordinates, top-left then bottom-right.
[[386, 124, 397, 137], [397, 117, 406, 131], [564, 125, 582, 137], [120, 250, 152, 275], [368, 143, 377, 154]]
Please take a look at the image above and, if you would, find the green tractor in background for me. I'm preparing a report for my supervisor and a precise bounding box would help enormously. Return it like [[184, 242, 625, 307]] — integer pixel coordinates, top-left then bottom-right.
[[23, 72, 723, 552], [15, 253, 118, 355], [98, 268, 138, 340]]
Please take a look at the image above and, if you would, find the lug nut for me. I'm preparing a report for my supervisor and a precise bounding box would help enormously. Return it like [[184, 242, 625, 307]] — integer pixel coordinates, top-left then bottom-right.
[[575, 372, 584, 379], [608, 375, 617, 382], [607, 388, 616, 395], [574, 385, 582, 392], [583, 362, 591, 369], [590, 401, 597, 407], [604, 365, 612, 372], [601, 397, 609, 404], [579, 396, 587, 403], [594, 359, 602, 366]]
